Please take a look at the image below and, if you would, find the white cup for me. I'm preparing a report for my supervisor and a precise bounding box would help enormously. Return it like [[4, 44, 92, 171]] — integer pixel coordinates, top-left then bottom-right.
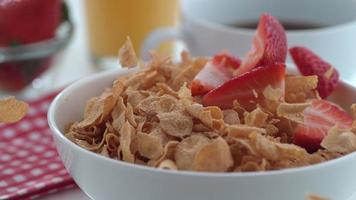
[[142, 0, 356, 83]]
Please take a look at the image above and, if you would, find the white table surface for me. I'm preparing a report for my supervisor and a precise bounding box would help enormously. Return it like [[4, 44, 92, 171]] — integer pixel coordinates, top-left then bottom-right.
[[36, 0, 356, 199]]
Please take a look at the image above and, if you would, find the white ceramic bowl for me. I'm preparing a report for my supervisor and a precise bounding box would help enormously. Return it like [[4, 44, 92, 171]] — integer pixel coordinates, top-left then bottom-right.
[[48, 67, 356, 200]]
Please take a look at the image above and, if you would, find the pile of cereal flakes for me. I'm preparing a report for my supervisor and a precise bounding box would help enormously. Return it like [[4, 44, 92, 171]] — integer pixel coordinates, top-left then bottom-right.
[[65, 39, 356, 173]]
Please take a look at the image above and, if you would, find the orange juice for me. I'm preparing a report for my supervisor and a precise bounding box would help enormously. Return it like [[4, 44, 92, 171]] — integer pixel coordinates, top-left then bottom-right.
[[85, 0, 178, 59]]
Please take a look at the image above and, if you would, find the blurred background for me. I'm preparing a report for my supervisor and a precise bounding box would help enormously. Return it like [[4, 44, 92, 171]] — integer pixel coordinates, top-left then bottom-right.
[[0, 0, 180, 100], [1, 0, 356, 100]]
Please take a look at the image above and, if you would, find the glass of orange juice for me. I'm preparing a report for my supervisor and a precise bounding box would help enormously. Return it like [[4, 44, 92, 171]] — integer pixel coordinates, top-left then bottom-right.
[[85, 0, 178, 69]]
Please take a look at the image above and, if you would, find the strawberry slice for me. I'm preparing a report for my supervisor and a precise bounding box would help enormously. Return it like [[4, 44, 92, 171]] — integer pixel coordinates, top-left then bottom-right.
[[234, 13, 287, 76], [212, 52, 241, 70], [293, 99, 353, 152], [191, 52, 241, 95], [289, 46, 339, 99], [203, 63, 285, 110]]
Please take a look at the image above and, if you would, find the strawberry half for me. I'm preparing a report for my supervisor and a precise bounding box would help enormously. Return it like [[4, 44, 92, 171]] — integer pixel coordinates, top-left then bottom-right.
[[293, 99, 353, 152], [191, 52, 241, 95], [234, 13, 287, 76], [289, 46, 339, 99], [203, 63, 285, 110]]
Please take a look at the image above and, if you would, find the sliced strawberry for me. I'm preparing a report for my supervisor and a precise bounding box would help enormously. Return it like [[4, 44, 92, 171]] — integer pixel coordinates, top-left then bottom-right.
[[289, 46, 339, 99], [191, 52, 241, 95], [234, 13, 287, 76], [212, 52, 241, 70], [293, 99, 353, 152], [203, 63, 285, 110]]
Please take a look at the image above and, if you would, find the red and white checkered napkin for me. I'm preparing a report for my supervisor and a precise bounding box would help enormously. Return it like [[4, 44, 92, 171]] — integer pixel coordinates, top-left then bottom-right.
[[0, 91, 76, 200]]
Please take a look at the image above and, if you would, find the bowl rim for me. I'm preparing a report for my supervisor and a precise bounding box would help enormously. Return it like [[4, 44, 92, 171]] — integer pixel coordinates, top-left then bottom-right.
[[48, 67, 356, 178]]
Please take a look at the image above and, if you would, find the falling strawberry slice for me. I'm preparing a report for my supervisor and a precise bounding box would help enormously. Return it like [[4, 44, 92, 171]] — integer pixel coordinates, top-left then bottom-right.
[[289, 46, 339, 99], [234, 13, 287, 76], [293, 99, 353, 152], [191, 52, 241, 95], [203, 63, 285, 110]]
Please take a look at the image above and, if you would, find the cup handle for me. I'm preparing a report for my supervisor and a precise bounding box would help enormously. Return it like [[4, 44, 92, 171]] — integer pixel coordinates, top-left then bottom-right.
[[141, 27, 183, 60]]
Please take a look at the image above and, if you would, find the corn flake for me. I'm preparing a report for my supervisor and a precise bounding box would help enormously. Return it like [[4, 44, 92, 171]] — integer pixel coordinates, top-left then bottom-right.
[[285, 75, 318, 103], [249, 133, 309, 162], [186, 103, 224, 131], [126, 90, 149, 109], [112, 79, 125, 98], [148, 141, 178, 167], [158, 159, 178, 170], [277, 102, 311, 124], [193, 137, 234, 172], [120, 121, 136, 163], [177, 83, 192, 100], [137, 95, 177, 116], [0, 97, 28, 123], [126, 103, 137, 127], [227, 124, 266, 138], [72, 127, 109, 152], [78, 92, 117, 128], [193, 123, 212, 132], [244, 107, 269, 127], [100, 145, 110, 158], [223, 109, 240, 125], [105, 133, 120, 151], [136, 132, 163, 159], [156, 83, 179, 98], [171, 57, 207, 90], [158, 111, 193, 137], [321, 126, 356, 154], [118, 37, 137, 68], [263, 85, 283, 103], [234, 156, 269, 172], [175, 135, 210, 170]]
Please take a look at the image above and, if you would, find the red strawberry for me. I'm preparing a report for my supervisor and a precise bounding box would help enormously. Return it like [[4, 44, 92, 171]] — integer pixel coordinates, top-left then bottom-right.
[[0, 0, 61, 46], [293, 99, 353, 152], [203, 63, 285, 110], [212, 52, 241, 70], [191, 52, 241, 95], [234, 13, 287, 76], [289, 46, 339, 99]]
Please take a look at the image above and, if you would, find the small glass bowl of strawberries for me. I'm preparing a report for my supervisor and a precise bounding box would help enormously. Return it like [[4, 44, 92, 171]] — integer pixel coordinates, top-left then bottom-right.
[[0, 0, 73, 96]]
